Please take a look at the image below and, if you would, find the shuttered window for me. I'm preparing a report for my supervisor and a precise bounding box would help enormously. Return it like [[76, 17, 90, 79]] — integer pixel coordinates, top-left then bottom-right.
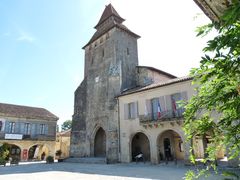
[[151, 98, 159, 120], [171, 91, 188, 117], [40, 124, 45, 135], [124, 102, 138, 119], [24, 123, 31, 135], [8, 122, 15, 133], [31, 123, 37, 136]]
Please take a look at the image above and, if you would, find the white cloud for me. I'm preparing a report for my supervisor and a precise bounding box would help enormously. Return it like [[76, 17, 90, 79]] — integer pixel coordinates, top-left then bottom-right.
[[17, 31, 36, 43]]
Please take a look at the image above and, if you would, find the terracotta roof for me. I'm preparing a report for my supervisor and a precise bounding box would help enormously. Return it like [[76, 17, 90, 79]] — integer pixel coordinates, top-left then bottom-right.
[[94, 3, 125, 29], [137, 66, 177, 79], [57, 129, 71, 137], [0, 103, 58, 121], [118, 76, 193, 97]]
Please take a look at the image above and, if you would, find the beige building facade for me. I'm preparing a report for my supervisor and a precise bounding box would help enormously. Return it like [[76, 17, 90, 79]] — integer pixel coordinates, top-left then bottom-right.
[[118, 77, 193, 164], [55, 130, 71, 159], [0, 103, 58, 161], [118, 75, 225, 164]]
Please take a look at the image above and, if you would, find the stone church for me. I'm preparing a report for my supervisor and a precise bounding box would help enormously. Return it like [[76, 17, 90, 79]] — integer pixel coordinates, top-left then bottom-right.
[[70, 4, 226, 164], [70, 4, 140, 163]]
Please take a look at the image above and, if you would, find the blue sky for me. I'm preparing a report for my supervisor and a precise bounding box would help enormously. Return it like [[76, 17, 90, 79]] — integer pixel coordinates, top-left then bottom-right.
[[0, 0, 212, 127]]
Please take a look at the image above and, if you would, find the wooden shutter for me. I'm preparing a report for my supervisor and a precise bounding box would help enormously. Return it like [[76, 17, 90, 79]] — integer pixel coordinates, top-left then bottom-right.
[[146, 99, 151, 116], [124, 103, 129, 120], [31, 124, 37, 136], [165, 95, 172, 110], [45, 125, 48, 135], [20, 123, 25, 134], [15, 122, 20, 133], [5, 121, 10, 133], [133, 101, 138, 118], [159, 96, 166, 112], [136, 101, 139, 117]]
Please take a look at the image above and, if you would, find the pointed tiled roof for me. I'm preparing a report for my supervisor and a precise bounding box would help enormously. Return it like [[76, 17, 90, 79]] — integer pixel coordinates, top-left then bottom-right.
[[83, 4, 140, 49], [94, 3, 125, 29]]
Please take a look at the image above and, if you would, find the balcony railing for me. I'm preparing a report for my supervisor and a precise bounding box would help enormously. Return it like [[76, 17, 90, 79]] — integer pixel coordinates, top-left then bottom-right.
[[139, 109, 184, 122]]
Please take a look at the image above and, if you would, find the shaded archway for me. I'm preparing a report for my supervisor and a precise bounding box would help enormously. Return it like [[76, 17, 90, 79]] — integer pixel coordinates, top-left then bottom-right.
[[157, 130, 184, 162], [94, 127, 106, 157], [8, 144, 21, 160], [131, 132, 150, 161], [28, 144, 49, 161], [192, 134, 225, 159]]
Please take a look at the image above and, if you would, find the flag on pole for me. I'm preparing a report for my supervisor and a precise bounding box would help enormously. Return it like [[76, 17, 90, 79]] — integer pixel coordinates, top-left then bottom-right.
[[157, 101, 161, 118]]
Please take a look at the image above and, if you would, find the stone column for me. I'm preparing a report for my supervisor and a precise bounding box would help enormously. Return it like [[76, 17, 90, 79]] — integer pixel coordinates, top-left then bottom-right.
[[184, 139, 192, 165], [150, 138, 158, 164]]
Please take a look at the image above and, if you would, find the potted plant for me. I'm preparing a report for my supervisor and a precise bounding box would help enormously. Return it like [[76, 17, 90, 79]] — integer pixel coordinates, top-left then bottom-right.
[[0, 143, 9, 166], [55, 150, 62, 157], [10, 156, 20, 165], [0, 157, 6, 166], [55, 150, 64, 162], [46, 155, 54, 163]]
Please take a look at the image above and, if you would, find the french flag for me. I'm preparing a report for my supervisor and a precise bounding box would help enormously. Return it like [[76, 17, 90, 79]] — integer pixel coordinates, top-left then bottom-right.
[[157, 101, 161, 118]]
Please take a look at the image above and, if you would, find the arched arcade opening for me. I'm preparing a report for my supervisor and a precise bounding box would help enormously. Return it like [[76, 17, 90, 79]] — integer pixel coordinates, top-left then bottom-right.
[[28, 144, 50, 161], [157, 130, 184, 162], [7, 144, 21, 161], [131, 132, 150, 162]]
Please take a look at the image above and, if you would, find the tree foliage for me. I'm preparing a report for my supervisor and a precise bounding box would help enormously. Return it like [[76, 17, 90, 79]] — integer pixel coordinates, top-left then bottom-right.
[[0, 143, 9, 160], [61, 120, 72, 131], [184, 1, 240, 178]]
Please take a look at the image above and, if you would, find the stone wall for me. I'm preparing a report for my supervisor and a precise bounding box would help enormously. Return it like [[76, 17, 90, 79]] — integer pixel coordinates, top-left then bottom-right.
[[71, 26, 139, 162]]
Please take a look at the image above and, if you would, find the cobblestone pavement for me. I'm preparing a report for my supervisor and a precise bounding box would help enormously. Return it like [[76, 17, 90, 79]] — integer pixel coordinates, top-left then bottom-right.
[[0, 161, 228, 180]]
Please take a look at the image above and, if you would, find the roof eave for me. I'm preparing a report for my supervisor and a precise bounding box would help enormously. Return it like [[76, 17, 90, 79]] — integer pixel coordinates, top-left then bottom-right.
[[117, 77, 193, 98]]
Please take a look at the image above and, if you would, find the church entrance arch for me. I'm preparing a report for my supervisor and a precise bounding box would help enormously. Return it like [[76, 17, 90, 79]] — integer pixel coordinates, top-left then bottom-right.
[[94, 127, 106, 157], [131, 132, 150, 162]]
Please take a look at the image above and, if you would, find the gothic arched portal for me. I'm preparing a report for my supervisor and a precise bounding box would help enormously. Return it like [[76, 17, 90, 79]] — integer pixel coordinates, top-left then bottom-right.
[[94, 127, 106, 157]]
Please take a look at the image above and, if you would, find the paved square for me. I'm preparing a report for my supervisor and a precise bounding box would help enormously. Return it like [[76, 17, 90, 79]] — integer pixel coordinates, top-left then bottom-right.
[[0, 162, 224, 180]]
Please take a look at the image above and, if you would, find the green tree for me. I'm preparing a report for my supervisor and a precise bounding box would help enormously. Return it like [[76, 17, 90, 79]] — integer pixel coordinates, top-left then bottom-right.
[[0, 143, 9, 160], [184, 1, 240, 179], [61, 120, 72, 131]]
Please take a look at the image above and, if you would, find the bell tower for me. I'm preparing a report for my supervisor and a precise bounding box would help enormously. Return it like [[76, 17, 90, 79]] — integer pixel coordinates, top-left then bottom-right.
[[70, 4, 140, 163]]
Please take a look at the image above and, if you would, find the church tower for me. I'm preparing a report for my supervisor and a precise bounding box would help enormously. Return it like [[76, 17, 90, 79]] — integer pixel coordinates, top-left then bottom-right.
[[70, 4, 140, 162]]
